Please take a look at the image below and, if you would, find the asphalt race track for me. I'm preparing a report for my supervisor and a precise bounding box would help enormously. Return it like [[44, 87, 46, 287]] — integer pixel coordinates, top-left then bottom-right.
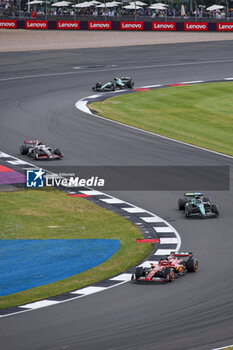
[[0, 40, 233, 350]]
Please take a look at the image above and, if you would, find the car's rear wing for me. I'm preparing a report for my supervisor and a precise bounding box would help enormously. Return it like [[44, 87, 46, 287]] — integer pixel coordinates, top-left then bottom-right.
[[184, 192, 203, 197], [24, 139, 39, 144], [170, 252, 193, 258]]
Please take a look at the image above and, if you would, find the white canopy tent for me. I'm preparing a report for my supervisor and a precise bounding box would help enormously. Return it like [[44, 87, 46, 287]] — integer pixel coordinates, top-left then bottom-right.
[[51, 1, 71, 6], [129, 1, 146, 5], [107, 1, 120, 5], [206, 4, 224, 11], [96, 2, 119, 7], [123, 4, 142, 9], [26, 0, 45, 4], [149, 3, 166, 10], [73, 1, 93, 7], [153, 2, 168, 6]]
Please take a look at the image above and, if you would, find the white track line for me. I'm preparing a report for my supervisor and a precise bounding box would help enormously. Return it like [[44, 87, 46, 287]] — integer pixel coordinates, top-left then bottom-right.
[[110, 274, 132, 281], [101, 198, 125, 204], [160, 238, 179, 244], [212, 345, 233, 350], [88, 94, 100, 98], [180, 80, 203, 84], [76, 101, 92, 114], [153, 227, 174, 233], [71, 286, 106, 295], [80, 190, 104, 196], [122, 206, 147, 213], [141, 84, 162, 88], [140, 216, 164, 223], [22, 300, 60, 309]]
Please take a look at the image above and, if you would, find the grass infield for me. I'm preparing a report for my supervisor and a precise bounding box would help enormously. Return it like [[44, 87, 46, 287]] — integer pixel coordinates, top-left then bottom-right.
[[89, 82, 233, 157], [0, 188, 152, 309]]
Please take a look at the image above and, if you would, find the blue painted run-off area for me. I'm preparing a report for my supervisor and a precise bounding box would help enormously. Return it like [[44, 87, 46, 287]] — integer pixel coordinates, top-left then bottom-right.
[[0, 239, 120, 297]]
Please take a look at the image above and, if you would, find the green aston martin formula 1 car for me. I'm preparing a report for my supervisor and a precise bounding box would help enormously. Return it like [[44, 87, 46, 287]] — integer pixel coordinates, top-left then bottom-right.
[[178, 192, 219, 217], [92, 77, 134, 92]]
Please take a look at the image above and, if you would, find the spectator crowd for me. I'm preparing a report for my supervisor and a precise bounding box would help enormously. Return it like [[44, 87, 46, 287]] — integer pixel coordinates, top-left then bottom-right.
[[0, 0, 231, 19]]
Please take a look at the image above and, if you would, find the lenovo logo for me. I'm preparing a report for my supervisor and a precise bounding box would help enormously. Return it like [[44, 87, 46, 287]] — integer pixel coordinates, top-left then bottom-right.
[[120, 21, 143, 30], [152, 22, 175, 31], [217, 23, 233, 31], [25, 21, 48, 29], [184, 22, 208, 31], [57, 21, 80, 30], [0, 20, 17, 29], [88, 21, 111, 30]]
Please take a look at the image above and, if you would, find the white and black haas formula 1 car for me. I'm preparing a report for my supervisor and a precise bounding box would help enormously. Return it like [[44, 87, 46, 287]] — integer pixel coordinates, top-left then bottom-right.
[[20, 140, 63, 160], [178, 192, 219, 217], [131, 252, 198, 283]]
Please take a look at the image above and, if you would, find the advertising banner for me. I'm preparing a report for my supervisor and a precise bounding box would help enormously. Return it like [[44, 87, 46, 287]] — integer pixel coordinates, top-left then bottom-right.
[[120, 21, 143, 30], [184, 22, 208, 31], [217, 22, 233, 31], [88, 21, 111, 30], [0, 20, 17, 29], [152, 22, 175, 31], [25, 20, 48, 29], [57, 21, 80, 30]]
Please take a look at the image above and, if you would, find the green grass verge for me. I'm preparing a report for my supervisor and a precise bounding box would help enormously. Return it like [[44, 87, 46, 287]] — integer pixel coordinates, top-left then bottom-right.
[[0, 188, 152, 309], [89, 82, 233, 156]]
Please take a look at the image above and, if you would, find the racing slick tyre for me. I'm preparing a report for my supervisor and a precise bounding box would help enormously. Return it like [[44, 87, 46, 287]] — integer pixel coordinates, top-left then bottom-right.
[[211, 204, 219, 217], [203, 197, 210, 202], [111, 83, 116, 91], [135, 267, 143, 279], [20, 145, 28, 155], [186, 258, 198, 272], [33, 150, 38, 160], [127, 80, 134, 89], [93, 83, 101, 91], [185, 205, 192, 217], [54, 148, 62, 157], [178, 198, 186, 210], [164, 268, 175, 282]]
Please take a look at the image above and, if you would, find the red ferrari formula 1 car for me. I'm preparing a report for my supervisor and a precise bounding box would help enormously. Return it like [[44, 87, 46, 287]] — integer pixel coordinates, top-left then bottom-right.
[[131, 252, 198, 282]]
